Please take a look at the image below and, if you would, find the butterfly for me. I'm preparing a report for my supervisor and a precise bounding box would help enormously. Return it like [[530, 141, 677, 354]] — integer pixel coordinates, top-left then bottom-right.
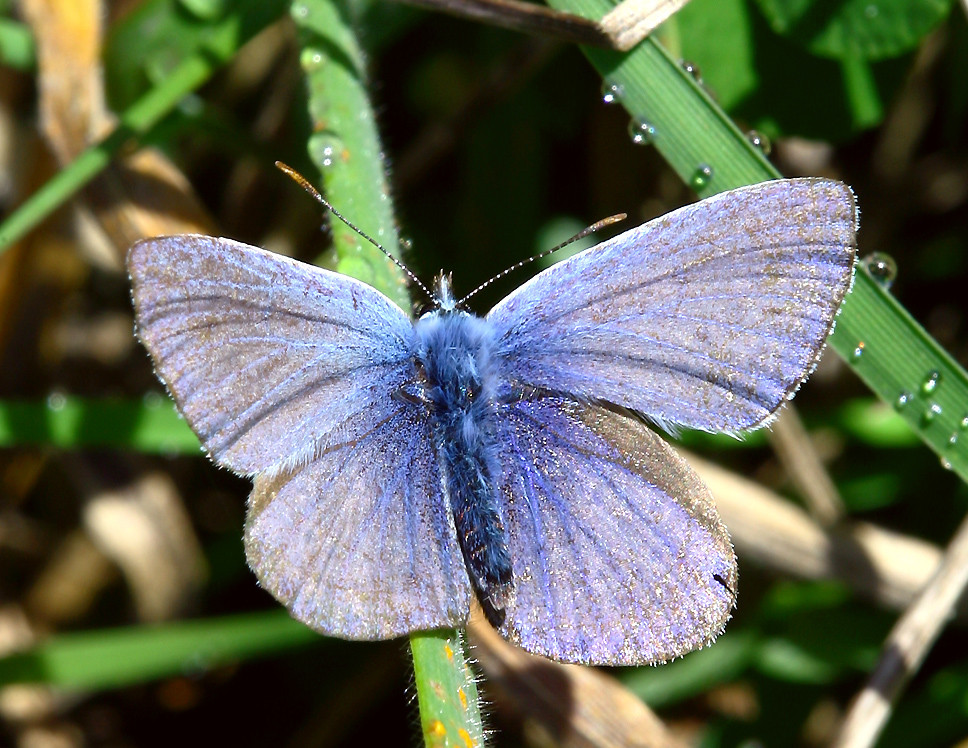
[[127, 177, 857, 666]]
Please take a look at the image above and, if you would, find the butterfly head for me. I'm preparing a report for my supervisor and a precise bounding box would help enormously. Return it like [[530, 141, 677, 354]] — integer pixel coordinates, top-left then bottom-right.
[[432, 272, 459, 313]]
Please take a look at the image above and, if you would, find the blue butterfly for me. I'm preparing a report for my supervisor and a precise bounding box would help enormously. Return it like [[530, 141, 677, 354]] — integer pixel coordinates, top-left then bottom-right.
[[127, 178, 856, 665]]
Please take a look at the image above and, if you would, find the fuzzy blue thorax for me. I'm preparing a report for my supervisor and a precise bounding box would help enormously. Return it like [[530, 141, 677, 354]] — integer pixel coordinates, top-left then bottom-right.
[[414, 277, 512, 622]]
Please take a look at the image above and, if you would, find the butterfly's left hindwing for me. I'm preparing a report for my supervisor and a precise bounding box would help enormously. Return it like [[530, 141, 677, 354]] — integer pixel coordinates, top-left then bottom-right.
[[492, 395, 736, 665]]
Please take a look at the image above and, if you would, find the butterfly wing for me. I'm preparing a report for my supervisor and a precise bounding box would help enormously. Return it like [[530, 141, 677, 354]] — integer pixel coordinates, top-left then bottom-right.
[[493, 394, 735, 665], [245, 404, 471, 639], [129, 235, 471, 637], [486, 179, 857, 432], [128, 235, 415, 474]]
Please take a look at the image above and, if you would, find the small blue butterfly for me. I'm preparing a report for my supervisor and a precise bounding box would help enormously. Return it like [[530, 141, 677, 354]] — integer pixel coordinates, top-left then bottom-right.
[[127, 178, 857, 665]]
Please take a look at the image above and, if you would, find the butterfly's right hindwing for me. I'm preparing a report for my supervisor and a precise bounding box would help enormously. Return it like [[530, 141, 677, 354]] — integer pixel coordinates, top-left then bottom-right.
[[245, 403, 472, 639], [492, 395, 736, 665]]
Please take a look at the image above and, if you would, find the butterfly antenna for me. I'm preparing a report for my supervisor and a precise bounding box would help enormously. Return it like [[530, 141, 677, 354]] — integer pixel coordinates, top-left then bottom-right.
[[275, 161, 435, 303], [458, 213, 627, 306]]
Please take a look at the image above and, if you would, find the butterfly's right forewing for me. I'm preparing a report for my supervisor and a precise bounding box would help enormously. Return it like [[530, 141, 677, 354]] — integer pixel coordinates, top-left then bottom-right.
[[129, 235, 415, 475], [487, 179, 856, 434]]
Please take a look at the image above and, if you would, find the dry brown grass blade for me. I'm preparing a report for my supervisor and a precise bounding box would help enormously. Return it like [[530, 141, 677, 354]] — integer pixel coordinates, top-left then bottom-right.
[[767, 405, 846, 526], [692, 454, 953, 618], [21, 0, 108, 163], [469, 607, 689, 748], [831, 512, 968, 748], [21, 0, 215, 264], [72, 465, 207, 623], [599, 0, 693, 51]]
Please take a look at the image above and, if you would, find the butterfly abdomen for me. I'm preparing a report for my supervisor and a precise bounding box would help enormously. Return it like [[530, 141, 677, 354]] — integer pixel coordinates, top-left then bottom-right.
[[415, 309, 512, 623]]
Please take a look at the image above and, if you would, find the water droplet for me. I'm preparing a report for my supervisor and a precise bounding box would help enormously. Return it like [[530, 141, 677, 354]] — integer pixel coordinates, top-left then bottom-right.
[[960, 414, 968, 430], [940, 456, 953, 470], [852, 341, 865, 359], [309, 134, 343, 169], [47, 391, 66, 411], [746, 130, 772, 156], [922, 402, 942, 424], [143, 391, 163, 410], [601, 82, 624, 104], [628, 120, 656, 146], [862, 252, 898, 290], [291, 3, 309, 19], [948, 432, 959, 446], [176, 93, 203, 117], [691, 164, 714, 190], [895, 391, 912, 409], [300, 49, 324, 72], [399, 236, 413, 252], [921, 370, 941, 394], [680, 60, 702, 83]]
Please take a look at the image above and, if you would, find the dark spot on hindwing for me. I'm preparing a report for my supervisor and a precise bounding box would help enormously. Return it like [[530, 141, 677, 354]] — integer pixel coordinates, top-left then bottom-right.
[[713, 572, 737, 602]]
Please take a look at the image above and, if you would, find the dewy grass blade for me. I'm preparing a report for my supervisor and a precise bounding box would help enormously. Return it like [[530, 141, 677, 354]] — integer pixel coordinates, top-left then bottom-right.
[[547, 0, 968, 486], [292, 0, 411, 311], [291, 1, 482, 745]]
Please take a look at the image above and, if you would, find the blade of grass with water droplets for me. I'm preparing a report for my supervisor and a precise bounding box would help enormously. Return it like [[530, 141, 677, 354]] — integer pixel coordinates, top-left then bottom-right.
[[548, 0, 968, 485], [293, 2, 483, 745]]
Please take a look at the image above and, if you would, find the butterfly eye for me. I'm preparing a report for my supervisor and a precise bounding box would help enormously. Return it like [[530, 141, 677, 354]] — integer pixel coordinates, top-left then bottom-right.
[[395, 360, 432, 406], [415, 300, 438, 318], [393, 383, 428, 406]]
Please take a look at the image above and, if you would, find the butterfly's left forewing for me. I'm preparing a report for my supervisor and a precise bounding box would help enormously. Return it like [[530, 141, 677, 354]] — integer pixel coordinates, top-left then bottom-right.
[[128, 235, 417, 474], [487, 179, 857, 434], [492, 395, 736, 665]]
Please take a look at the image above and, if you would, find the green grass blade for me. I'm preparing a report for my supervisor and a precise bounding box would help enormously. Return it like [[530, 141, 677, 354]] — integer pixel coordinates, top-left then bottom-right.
[[0, 17, 35, 70], [834, 269, 968, 476], [546, 0, 968, 485], [0, 610, 319, 690], [293, 0, 411, 311], [0, 0, 286, 254], [410, 630, 483, 748], [0, 397, 198, 453], [291, 2, 480, 745]]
